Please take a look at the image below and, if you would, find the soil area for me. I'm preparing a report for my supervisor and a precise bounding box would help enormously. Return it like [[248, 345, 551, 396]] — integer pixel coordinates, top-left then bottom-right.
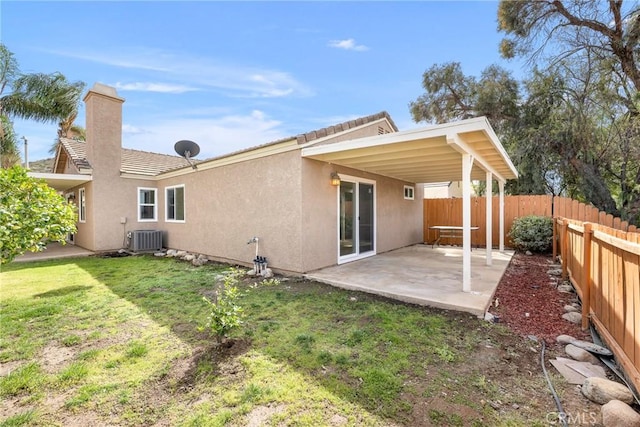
[[491, 252, 590, 344]]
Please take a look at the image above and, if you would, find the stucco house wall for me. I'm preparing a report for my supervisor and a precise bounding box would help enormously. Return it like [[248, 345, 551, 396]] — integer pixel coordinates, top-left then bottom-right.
[[156, 149, 305, 273], [300, 159, 423, 272], [44, 83, 434, 273]]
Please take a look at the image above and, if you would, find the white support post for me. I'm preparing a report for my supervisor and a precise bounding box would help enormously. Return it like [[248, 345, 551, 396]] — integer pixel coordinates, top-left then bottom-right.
[[462, 153, 472, 292], [485, 171, 493, 266], [499, 181, 505, 252]]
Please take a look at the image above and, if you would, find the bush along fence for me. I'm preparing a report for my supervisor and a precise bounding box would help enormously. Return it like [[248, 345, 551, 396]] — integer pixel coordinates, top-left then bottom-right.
[[553, 217, 640, 395], [423, 194, 553, 247]]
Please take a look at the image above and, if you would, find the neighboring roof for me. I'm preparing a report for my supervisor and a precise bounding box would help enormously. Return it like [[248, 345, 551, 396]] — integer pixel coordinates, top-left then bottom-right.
[[121, 148, 191, 176], [59, 138, 92, 171], [301, 116, 519, 184]]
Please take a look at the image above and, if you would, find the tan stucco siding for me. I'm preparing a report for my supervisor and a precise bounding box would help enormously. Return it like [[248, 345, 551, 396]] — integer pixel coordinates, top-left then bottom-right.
[[300, 159, 339, 272], [69, 182, 94, 250], [90, 177, 157, 250], [301, 159, 424, 272], [157, 150, 304, 273], [375, 175, 424, 252]]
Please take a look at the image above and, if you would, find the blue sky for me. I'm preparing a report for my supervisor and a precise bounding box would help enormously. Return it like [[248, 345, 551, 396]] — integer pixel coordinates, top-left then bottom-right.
[[2, 1, 525, 162]]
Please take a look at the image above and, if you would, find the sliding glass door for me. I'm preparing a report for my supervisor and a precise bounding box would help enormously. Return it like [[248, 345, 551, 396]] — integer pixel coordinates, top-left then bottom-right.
[[338, 177, 375, 263]]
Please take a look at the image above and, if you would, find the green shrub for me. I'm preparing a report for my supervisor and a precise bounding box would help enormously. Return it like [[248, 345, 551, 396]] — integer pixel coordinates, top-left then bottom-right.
[[508, 215, 553, 253], [200, 268, 245, 344]]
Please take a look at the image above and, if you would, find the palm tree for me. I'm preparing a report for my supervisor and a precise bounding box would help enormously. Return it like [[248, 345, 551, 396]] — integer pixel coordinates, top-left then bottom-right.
[[0, 43, 85, 167], [49, 110, 87, 155], [0, 115, 20, 168]]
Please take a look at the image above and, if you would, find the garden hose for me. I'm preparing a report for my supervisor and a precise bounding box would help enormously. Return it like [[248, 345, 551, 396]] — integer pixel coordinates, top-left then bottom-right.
[[540, 338, 569, 427]]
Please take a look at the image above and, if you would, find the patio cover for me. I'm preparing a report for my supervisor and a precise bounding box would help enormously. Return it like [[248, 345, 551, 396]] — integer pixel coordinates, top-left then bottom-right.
[[28, 172, 92, 192], [301, 116, 519, 292]]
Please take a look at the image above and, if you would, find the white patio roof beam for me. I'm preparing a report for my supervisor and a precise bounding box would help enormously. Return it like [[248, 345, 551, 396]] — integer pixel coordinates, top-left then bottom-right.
[[447, 135, 507, 183]]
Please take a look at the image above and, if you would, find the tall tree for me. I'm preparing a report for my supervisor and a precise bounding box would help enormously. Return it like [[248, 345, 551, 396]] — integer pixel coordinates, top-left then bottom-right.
[[498, 0, 640, 224], [0, 43, 85, 167], [498, 1, 640, 114], [409, 62, 543, 193]]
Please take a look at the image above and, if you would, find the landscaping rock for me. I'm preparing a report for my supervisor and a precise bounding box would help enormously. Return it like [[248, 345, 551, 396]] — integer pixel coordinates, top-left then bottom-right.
[[557, 334, 576, 345], [565, 344, 600, 364], [582, 377, 634, 404], [154, 252, 165, 257], [166, 249, 177, 257], [562, 312, 582, 324], [197, 254, 208, 261], [564, 304, 579, 313], [558, 284, 574, 293], [192, 258, 207, 267], [547, 268, 563, 276], [176, 250, 187, 257], [601, 399, 640, 427], [246, 269, 257, 276], [261, 268, 273, 278], [525, 250, 533, 256], [183, 254, 195, 261]]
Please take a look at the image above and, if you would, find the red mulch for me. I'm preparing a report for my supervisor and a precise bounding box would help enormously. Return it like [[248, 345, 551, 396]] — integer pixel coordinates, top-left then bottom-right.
[[490, 252, 590, 345]]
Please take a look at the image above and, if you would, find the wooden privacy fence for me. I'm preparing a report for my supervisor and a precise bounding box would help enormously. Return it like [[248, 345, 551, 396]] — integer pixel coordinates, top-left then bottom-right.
[[554, 218, 640, 393], [423, 195, 552, 247], [555, 197, 638, 233], [423, 195, 637, 248]]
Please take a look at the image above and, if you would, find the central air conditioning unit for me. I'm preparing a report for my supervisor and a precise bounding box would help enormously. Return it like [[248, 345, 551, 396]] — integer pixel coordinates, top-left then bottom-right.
[[128, 230, 163, 252]]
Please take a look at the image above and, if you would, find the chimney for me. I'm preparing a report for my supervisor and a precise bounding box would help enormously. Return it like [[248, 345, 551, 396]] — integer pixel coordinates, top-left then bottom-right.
[[83, 83, 125, 178]]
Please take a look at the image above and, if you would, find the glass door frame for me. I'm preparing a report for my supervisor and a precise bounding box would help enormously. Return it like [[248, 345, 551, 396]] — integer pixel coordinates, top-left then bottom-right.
[[336, 174, 376, 264]]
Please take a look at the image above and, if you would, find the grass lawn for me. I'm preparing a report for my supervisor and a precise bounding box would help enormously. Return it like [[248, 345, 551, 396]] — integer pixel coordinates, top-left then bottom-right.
[[1, 255, 560, 426]]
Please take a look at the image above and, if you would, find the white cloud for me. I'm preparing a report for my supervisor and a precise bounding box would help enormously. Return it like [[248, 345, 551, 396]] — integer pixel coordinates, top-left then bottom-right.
[[122, 110, 289, 159], [122, 124, 148, 135], [48, 48, 313, 98], [328, 38, 369, 51], [113, 82, 198, 94]]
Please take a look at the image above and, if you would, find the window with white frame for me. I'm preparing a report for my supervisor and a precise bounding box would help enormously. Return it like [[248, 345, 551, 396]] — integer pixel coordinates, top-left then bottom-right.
[[138, 188, 157, 221], [166, 185, 185, 222], [404, 185, 415, 200], [79, 188, 86, 222]]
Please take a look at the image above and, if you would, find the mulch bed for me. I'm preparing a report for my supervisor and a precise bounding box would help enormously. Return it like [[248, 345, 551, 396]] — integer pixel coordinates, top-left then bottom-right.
[[490, 252, 590, 345]]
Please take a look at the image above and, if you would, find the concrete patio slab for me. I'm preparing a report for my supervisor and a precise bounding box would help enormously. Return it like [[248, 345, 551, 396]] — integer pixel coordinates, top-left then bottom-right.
[[305, 244, 514, 317], [13, 242, 94, 263]]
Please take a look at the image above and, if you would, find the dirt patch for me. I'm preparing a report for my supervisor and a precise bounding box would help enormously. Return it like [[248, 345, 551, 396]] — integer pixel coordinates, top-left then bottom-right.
[[244, 403, 287, 427], [41, 342, 77, 373], [0, 360, 23, 377]]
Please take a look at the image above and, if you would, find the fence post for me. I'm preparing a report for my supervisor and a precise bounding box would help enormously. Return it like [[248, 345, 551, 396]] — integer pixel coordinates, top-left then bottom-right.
[[582, 223, 593, 330], [552, 217, 557, 260], [561, 219, 569, 281]]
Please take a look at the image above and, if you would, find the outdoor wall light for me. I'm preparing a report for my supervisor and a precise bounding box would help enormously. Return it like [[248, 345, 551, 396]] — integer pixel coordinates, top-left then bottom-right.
[[330, 172, 341, 186], [67, 194, 76, 201]]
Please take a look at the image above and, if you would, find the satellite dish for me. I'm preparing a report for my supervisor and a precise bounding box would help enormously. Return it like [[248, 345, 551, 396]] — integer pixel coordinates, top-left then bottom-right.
[[174, 140, 200, 170]]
